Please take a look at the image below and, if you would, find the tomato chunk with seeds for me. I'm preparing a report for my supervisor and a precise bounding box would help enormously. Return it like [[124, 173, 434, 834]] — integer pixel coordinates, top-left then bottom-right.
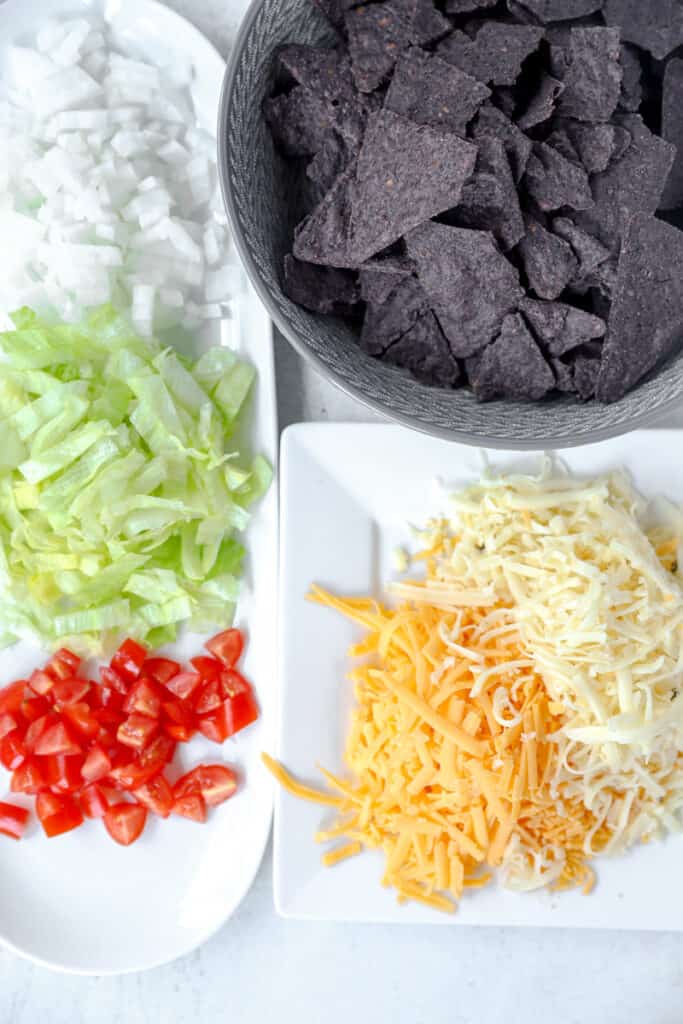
[[219, 669, 251, 700], [190, 656, 222, 683], [0, 801, 29, 840], [0, 680, 26, 715], [110, 639, 147, 683], [165, 671, 201, 701], [45, 648, 81, 681], [134, 775, 173, 818], [81, 743, 112, 783], [142, 658, 181, 684], [194, 679, 222, 715], [117, 713, 158, 751], [103, 803, 147, 846], [21, 696, 50, 723], [36, 792, 83, 837], [51, 678, 90, 705], [80, 783, 110, 819], [1, 731, 26, 770], [0, 713, 18, 739], [44, 753, 85, 793], [62, 702, 98, 739], [206, 629, 244, 668], [172, 792, 206, 822], [224, 689, 259, 738], [33, 720, 81, 757], [98, 666, 129, 696], [173, 764, 238, 807], [123, 678, 162, 718], [28, 670, 54, 697], [10, 756, 44, 794]]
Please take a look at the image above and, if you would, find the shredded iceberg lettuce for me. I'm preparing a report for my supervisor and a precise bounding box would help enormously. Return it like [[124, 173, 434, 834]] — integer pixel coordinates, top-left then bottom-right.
[[0, 305, 271, 653]]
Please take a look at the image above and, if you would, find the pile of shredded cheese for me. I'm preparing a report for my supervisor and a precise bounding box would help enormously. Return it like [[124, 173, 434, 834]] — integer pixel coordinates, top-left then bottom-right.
[[265, 462, 683, 911]]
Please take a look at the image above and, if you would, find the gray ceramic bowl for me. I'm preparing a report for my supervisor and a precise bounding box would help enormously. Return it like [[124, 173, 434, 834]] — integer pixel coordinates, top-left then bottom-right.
[[218, 0, 683, 449]]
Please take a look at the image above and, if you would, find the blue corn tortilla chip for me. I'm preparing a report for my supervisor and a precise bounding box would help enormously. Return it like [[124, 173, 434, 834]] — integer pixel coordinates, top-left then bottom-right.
[[360, 274, 429, 354], [597, 213, 683, 402], [524, 141, 593, 212], [518, 216, 578, 300], [661, 58, 683, 211], [283, 254, 360, 315], [447, 0, 496, 12], [573, 353, 601, 399], [564, 122, 632, 175], [385, 47, 490, 136], [555, 28, 622, 123], [551, 356, 576, 393], [263, 88, 333, 157], [545, 128, 581, 165], [306, 132, 355, 196], [468, 312, 555, 400], [407, 221, 523, 356], [293, 163, 357, 268], [471, 103, 532, 183], [552, 216, 611, 280], [604, 0, 683, 61], [517, 74, 564, 131], [575, 114, 675, 250], [358, 255, 414, 305], [382, 310, 461, 386], [348, 109, 478, 263], [452, 137, 525, 250], [520, 296, 605, 355], [277, 45, 367, 144], [345, 0, 450, 93], [508, 0, 604, 21], [311, 0, 363, 29], [618, 43, 642, 113], [436, 23, 544, 87]]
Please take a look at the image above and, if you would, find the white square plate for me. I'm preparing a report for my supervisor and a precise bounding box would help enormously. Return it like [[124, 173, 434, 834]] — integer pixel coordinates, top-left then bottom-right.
[[275, 423, 683, 929]]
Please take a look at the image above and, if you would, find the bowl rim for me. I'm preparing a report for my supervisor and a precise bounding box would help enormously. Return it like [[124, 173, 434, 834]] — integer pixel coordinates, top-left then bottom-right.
[[218, 0, 683, 450]]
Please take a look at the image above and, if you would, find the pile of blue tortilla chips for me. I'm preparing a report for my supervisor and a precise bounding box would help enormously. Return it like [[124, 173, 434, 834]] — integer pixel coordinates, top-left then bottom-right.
[[265, 0, 683, 403]]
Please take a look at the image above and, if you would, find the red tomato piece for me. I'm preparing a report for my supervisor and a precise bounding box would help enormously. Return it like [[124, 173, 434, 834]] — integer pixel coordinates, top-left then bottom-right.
[[134, 775, 173, 818], [33, 720, 81, 757], [206, 629, 244, 668], [98, 666, 129, 696], [103, 803, 147, 846], [45, 648, 81, 681], [164, 671, 201, 701], [0, 713, 18, 739], [173, 764, 238, 807], [51, 678, 91, 706], [23, 713, 55, 752], [36, 792, 83, 837], [142, 658, 181, 684], [117, 713, 158, 751], [195, 709, 229, 744], [0, 731, 26, 770], [123, 678, 162, 718], [0, 801, 29, 840], [110, 639, 148, 684], [28, 670, 54, 697], [190, 656, 222, 683], [62, 702, 99, 739], [44, 753, 85, 793], [172, 792, 207, 823], [224, 690, 259, 738], [161, 700, 195, 742], [81, 743, 112, 783], [108, 735, 174, 790], [80, 783, 110, 819], [219, 669, 251, 700], [21, 696, 50, 723], [0, 680, 26, 715], [194, 679, 222, 715], [10, 755, 43, 793]]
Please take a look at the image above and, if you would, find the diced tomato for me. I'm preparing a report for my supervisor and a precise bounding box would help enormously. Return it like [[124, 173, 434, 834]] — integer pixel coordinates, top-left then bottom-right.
[[80, 783, 110, 819], [23, 713, 55, 752], [108, 735, 174, 790], [194, 679, 222, 715], [219, 668, 251, 700], [190, 656, 222, 683], [165, 671, 201, 701], [98, 666, 129, 696], [0, 731, 26, 770], [110, 639, 148, 684], [0, 801, 29, 840], [45, 648, 81, 681], [10, 756, 44, 793], [51, 678, 91, 706], [43, 753, 85, 793], [28, 669, 54, 697], [161, 700, 195, 742], [173, 764, 238, 807], [36, 792, 83, 838], [103, 803, 147, 846], [134, 775, 173, 818], [81, 743, 112, 783], [172, 792, 207, 823], [21, 695, 50, 723], [225, 690, 259, 737], [123, 678, 162, 718], [206, 629, 244, 668], [142, 658, 181, 684], [33, 720, 81, 757], [117, 713, 158, 751], [195, 709, 229, 744], [62, 702, 98, 739], [143, 733, 175, 765], [0, 713, 18, 739], [92, 706, 125, 731], [0, 680, 26, 715]]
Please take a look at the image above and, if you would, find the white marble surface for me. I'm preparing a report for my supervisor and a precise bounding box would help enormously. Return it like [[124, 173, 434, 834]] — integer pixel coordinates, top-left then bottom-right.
[[2, 1, 683, 1018]]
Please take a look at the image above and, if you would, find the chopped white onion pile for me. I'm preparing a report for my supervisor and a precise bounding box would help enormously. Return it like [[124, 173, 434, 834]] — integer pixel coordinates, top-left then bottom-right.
[[0, 15, 241, 334]]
